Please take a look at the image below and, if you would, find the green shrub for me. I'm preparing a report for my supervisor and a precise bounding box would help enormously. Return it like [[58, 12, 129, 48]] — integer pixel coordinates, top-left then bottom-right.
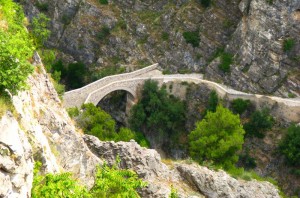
[[279, 124, 300, 166], [38, 49, 56, 72], [32, 159, 146, 198], [62, 14, 72, 25], [239, 149, 256, 169], [98, 0, 108, 5], [31, 13, 51, 46], [66, 62, 87, 89], [266, 0, 273, 5], [244, 108, 274, 138], [129, 80, 186, 147], [90, 160, 146, 197], [71, 103, 149, 146], [283, 38, 295, 52], [202, 90, 219, 116], [189, 105, 245, 169], [161, 32, 169, 41], [169, 186, 179, 198], [76, 103, 117, 141], [67, 107, 80, 118], [32, 162, 89, 198], [231, 98, 251, 115], [183, 31, 200, 47], [218, 53, 233, 73], [198, 0, 211, 8], [0, 0, 35, 95], [97, 26, 110, 40], [35, 2, 49, 12]]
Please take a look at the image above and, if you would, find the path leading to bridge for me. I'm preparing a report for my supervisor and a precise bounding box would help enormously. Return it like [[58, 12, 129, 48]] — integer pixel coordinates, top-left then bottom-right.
[[63, 63, 300, 122]]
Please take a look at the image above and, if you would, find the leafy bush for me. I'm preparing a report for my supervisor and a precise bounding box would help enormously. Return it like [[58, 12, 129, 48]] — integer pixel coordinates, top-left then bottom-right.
[[279, 124, 300, 166], [32, 162, 89, 198], [69, 103, 149, 146], [161, 32, 169, 41], [97, 26, 110, 40], [76, 103, 117, 140], [129, 80, 186, 147], [189, 105, 245, 169], [239, 148, 257, 169], [218, 52, 233, 73], [31, 13, 51, 46], [244, 108, 274, 138], [169, 186, 179, 198], [0, 0, 35, 95], [231, 98, 251, 115], [90, 161, 147, 197], [66, 62, 87, 89], [202, 90, 219, 117], [183, 31, 200, 47], [98, 0, 109, 5], [32, 159, 146, 198], [198, 0, 211, 8], [35, 2, 49, 12], [283, 38, 295, 52]]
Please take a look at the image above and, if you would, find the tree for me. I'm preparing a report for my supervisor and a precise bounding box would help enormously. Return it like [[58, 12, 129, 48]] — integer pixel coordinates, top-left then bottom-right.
[[189, 105, 245, 169], [31, 13, 51, 46], [279, 124, 300, 166], [129, 80, 186, 147], [76, 103, 117, 141], [0, 0, 35, 95], [231, 98, 251, 115], [243, 108, 274, 138]]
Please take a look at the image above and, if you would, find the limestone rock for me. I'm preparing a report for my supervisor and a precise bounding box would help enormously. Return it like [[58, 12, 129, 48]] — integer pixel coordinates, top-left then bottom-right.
[[177, 164, 280, 198], [84, 135, 281, 198], [0, 113, 33, 198], [12, 63, 101, 188]]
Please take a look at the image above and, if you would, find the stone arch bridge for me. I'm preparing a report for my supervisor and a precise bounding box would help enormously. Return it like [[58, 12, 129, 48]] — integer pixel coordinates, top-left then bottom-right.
[[63, 63, 300, 122]]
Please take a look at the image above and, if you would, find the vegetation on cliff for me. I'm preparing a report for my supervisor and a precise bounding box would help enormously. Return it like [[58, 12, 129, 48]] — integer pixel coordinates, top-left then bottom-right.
[[32, 160, 146, 198], [68, 103, 149, 147], [189, 105, 245, 169], [0, 0, 34, 95]]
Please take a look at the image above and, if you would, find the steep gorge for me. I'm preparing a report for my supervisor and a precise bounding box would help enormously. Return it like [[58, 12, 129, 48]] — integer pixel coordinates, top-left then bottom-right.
[[21, 0, 299, 96]]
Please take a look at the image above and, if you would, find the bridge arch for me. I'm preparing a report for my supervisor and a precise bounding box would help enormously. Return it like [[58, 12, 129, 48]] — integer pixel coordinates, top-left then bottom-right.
[[86, 87, 137, 107]]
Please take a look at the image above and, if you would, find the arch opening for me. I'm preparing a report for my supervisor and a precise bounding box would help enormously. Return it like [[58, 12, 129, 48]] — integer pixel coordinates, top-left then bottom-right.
[[97, 89, 135, 129]]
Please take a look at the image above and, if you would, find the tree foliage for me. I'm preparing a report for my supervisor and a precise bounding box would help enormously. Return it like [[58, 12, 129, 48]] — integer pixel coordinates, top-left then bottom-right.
[[31, 13, 51, 46], [32, 162, 89, 198], [129, 80, 186, 147], [243, 108, 274, 138], [90, 160, 147, 197], [182, 31, 200, 47], [32, 159, 146, 198], [231, 98, 251, 115], [0, 0, 35, 94], [189, 105, 245, 169], [68, 103, 149, 146], [279, 124, 300, 166]]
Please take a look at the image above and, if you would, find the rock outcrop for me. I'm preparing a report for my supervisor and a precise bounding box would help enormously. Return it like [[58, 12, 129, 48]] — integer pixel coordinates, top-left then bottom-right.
[[84, 135, 281, 198], [0, 114, 33, 198]]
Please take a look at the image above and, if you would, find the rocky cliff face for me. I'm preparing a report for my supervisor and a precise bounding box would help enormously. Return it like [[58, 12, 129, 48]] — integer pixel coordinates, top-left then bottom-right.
[[22, 0, 299, 96], [0, 55, 281, 197], [84, 135, 280, 198]]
